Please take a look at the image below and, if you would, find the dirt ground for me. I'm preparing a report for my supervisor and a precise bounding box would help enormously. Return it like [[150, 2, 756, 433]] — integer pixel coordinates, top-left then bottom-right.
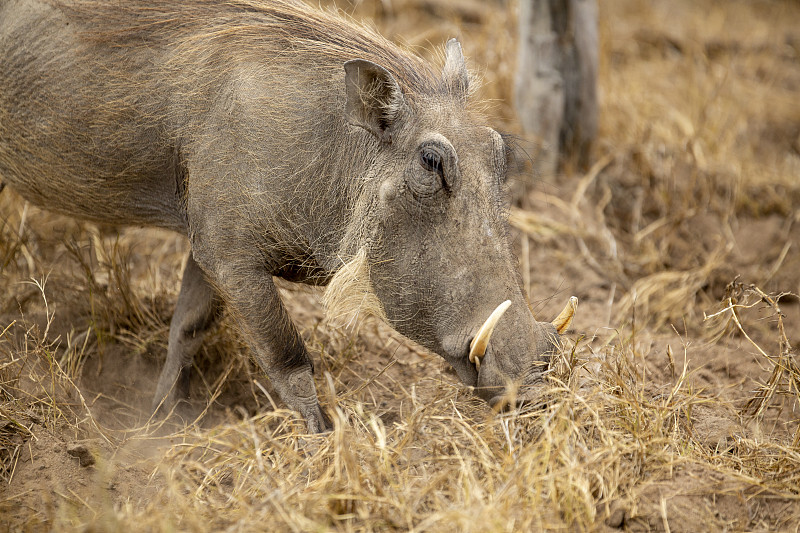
[[2, 0, 799, 531]]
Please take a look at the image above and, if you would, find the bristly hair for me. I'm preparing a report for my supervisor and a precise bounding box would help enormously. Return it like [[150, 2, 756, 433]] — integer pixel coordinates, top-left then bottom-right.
[[322, 247, 387, 327], [499, 131, 534, 175], [60, 0, 449, 99]]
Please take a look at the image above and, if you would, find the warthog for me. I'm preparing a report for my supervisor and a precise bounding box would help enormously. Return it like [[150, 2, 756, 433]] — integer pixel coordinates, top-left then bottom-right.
[[0, 0, 575, 432]]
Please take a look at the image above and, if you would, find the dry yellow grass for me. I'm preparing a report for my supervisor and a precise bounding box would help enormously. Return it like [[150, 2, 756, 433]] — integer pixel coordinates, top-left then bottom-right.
[[2, 0, 799, 531]]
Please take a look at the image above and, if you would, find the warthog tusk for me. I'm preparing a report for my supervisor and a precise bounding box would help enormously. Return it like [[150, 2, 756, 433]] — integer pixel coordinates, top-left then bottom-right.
[[552, 296, 578, 334], [469, 299, 512, 370]]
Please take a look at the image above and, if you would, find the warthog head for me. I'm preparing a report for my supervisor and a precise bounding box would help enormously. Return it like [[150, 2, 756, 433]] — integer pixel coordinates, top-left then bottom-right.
[[325, 40, 576, 409]]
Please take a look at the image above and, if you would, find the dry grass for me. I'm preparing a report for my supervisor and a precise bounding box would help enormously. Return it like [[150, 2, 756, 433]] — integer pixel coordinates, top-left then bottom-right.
[[2, 0, 800, 531]]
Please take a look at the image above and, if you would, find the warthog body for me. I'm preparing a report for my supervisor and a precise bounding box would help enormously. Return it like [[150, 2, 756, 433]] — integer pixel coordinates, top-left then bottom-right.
[[0, 0, 566, 432]]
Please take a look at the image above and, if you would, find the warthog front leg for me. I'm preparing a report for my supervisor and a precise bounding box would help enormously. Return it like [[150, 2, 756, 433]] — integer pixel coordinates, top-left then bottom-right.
[[203, 260, 331, 433], [152, 254, 221, 417], [248, 280, 332, 433]]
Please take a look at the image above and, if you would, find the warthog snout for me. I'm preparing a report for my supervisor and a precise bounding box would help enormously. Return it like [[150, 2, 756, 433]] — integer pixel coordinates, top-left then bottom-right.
[[467, 297, 578, 409]]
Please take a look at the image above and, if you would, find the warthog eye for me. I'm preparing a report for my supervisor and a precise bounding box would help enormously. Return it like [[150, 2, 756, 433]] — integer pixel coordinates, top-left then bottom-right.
[[419, 146, 446, 186], [409, 137, 457, 198]]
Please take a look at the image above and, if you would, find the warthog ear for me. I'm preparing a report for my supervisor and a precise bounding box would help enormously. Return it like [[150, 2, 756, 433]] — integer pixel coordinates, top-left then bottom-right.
[[344, 59, 406, 143], [442, 38, 469, 101]]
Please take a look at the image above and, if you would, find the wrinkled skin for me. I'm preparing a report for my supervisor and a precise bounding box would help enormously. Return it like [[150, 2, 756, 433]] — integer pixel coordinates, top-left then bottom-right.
[[357, 85, 560, 407], [0, 0, 561, 433]]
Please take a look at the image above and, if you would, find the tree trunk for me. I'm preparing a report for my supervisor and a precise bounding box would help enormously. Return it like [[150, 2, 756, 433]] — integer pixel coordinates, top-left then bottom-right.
[[515, 0, 598, 182]]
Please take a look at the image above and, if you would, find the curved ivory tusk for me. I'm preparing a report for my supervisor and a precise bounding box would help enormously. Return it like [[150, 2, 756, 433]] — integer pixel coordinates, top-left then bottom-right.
[[469, 300, 512, 370], [552, 296, 578, 334]]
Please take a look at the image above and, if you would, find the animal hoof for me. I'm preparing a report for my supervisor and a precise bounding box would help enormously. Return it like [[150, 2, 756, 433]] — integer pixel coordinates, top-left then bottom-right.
[[304, 404, 333, 433]]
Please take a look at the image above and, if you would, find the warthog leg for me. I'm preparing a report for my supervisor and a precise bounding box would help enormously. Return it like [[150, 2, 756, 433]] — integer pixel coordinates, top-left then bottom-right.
[[196, 256, 332, 434], [152, 253, 221, 417], [244, 279, 332, 433]]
